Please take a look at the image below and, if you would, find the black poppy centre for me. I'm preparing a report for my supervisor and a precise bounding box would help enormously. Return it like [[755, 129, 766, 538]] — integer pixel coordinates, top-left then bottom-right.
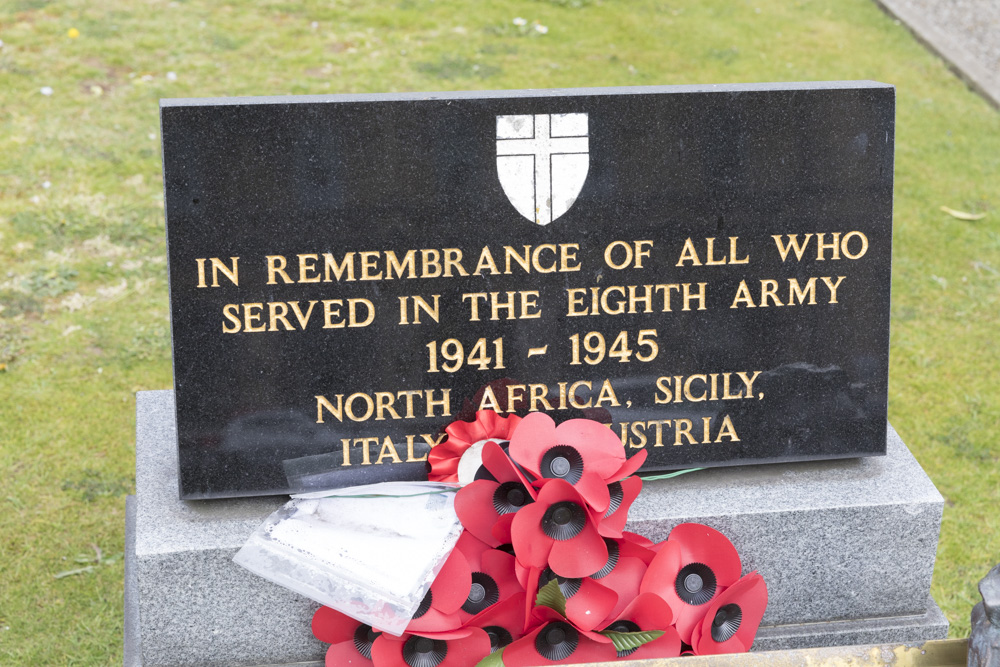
[[541, 501, 587, 540], [591, 539, 620, 579], [352, 624, 381, 659], [402, 636, 448, 667], [484, 625, 513, 652], [412, 589, 433, 619], [492, 481, 532, 514], [461, 572, 500, 614], [675, 562, 718, 605], [711, 603, 743, 642], [535, 621, 579, 661], [540, 445, 583, 483]]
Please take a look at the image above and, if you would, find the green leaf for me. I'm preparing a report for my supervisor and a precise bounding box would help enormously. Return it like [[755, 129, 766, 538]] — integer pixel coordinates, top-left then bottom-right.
[[599, 629, 665, 653], [535, 578, 567, 616], [474, 647, 506, 667]]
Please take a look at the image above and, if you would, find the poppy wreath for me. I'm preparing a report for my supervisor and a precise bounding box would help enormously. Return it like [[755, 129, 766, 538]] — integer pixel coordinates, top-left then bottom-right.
[[311, 411, 768, 666]]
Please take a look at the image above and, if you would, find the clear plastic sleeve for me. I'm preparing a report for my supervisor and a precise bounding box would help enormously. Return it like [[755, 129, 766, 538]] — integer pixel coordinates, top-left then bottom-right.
[[233, 481, 463, 636]]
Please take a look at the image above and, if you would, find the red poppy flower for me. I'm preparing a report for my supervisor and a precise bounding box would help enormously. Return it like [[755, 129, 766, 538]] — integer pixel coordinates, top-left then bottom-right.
[[311, 605, 378, 666], [428, 411, 522, 484], [455, 442, 537, 547], [510, 479, 607, 578], [600, 593, 681, 660], [463, 592, 528, 654], [588, 538, 648, 624], [405, 540, 472, 635], [622, 531, 659, 560], [502, 620, 615, 666], [639, 523, 742, 643], [690, 572, 768, 655], [524, 566, 618, 632], [597, 475, 642, 539], [509, 413, 625, 511], [609, 448, 648, 482], [456, 545, 524, 625], [371, 627, 491, 667]]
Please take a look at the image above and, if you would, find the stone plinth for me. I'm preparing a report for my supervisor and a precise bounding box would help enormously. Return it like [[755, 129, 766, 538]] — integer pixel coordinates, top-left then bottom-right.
[[125, 390, 947, 666]]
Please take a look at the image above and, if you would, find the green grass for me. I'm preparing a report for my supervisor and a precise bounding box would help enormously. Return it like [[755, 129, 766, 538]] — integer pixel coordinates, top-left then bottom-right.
[[1, 0, 997, 663]]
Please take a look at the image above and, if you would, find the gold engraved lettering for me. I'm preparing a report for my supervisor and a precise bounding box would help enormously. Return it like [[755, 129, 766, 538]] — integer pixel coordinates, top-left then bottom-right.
[[346, 392, 375, 422], [398, 295, 439, 325], [654, 376, 673, 404], [424, 389, 451, 418], [676, 238, 702, 266], [405, 435, 429, 463], [360, 251, 383, 280], [504, 245, 531, 274], [723, 373, 743, 400], [628, 285, 654, 314], [222, 304, 241, 333], [397, 390, 422, 419], [375, 392, 401, 421], [705, 237, 727, 266], [600, 286, 626, 315], [675, 419, 696, 445], [531, 244, 557, 273], [629, 421, 648, 449], [298, 254, 321, 283], [244, 303, 266, 332], [322, 299, 345, 328], [266, 255, 293, 285], [267, 302, 295, 331], [421, 249, 442, 278], [289, 301, 318, 328], [566, 288, 589, 317], [341, 438, 352, 466], [683, 283, 707, 311], [683, 374, 707, 402], [729, 237, 749, 264], [376, 437, 402, 464], [463, 293, 488, 322], [477, 386, 502, 412], [816, 232, 841, 260], [841, 231, 868, 259], [595, 379, 620, 407], [385, 250, 417, 280], [529, 384, 554, 412], [442, 248, 469, 277], [604, 241, 633, 269], [355, 437, 377, 465], [323, 252, 356, 282], [772, 234, 813, 262], [788, 278, 817, 306], [474, 247, 500, 276], [717, 415, 740, 442], [197, 257, 240, 287], [759, 279, 782, 307], [560, 244, 582, 272], [731, 280, 756, 308], [568, 381, 592, 408], [821, 276, 845, 304], [317, 395, 342, 424]]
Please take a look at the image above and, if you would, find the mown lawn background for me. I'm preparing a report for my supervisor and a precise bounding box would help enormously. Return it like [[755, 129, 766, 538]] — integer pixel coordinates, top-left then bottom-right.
[[1, 0, 997, 664]]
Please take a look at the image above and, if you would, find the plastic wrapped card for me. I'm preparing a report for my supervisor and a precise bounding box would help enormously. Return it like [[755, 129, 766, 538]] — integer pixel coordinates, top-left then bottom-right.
[[233, 481, 463, 636]]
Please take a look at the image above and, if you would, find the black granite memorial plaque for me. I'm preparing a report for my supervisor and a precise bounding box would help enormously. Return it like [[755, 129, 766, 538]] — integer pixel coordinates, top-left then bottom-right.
[[161, 82, 894, 499]]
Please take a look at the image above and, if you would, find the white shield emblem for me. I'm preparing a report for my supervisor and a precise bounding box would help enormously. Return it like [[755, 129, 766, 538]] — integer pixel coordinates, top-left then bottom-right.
[[496, 113, 589, 226]]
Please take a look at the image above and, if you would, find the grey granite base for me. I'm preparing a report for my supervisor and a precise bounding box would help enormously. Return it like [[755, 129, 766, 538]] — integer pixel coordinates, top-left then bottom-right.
[[126, 390, 947, 666]]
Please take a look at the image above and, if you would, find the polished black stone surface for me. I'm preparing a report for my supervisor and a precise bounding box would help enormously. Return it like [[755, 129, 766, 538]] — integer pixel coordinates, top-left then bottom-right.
[[161, 82, 894, 499]]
